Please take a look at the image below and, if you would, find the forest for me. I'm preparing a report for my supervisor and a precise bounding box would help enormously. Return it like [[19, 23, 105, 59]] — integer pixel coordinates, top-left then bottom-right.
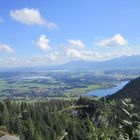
[[0, 95, 140, 140], [0, 76, 140, 140]]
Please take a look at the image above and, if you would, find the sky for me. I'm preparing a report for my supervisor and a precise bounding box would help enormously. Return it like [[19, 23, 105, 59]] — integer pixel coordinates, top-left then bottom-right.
[[0, 0, 140, 67]]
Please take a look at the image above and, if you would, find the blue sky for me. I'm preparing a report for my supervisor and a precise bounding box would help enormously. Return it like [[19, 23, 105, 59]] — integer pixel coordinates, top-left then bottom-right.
[[0, 0, 140, 67]]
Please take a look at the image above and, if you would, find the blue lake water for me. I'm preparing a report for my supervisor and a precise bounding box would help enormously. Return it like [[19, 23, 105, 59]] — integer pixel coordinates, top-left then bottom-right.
[[84, 81, 129, 97]]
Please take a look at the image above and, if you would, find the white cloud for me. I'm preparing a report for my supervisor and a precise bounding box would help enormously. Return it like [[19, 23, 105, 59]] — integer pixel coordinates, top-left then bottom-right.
[[97, 34, 128, 47], [66, 49, 82, 59], [0, 47, 138, 67], [66, 39, 103, 61], [0, 43, 14, 53], [101, 48, 133, 60], [35, 36, 132, 64], [66, 48, 103, 61], [1, 36, 139, 67], [36, 34, 52, 52], [68, 40, 85, 49], [10, 8, 57, 29]]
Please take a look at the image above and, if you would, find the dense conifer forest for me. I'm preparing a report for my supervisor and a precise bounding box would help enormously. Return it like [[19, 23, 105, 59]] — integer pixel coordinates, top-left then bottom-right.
[[0, 95, 140, 140]]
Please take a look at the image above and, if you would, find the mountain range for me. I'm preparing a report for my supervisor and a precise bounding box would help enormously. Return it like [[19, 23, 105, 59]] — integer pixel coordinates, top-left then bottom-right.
[[56, 55, 140, 70], [1, 55, 140, 71]]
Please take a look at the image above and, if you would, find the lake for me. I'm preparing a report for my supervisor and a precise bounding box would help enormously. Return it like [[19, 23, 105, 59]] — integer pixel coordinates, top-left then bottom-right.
[[84, 81, 129, 97]]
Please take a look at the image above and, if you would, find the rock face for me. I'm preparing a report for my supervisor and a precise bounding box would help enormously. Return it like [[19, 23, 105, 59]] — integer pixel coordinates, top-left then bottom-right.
[[0, 135, 20, 140]]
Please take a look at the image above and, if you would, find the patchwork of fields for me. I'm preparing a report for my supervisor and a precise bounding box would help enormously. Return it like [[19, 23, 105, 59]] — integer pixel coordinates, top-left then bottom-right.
[[0, 70, 139, 99]]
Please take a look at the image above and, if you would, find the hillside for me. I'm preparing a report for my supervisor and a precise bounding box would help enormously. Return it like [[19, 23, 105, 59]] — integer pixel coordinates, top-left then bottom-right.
[[107, 77, 140, 100]]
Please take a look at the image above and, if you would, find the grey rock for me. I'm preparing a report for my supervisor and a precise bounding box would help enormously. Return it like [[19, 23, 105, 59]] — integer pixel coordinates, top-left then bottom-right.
[[0, 135, 20, 140]]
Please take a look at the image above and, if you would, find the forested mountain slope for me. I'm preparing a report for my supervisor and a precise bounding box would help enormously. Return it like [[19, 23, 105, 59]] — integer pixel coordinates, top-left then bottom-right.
[[108, 77, 140, 100]]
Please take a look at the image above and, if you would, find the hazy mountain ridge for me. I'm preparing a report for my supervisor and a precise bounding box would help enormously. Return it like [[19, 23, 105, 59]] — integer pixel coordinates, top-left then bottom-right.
[[1, 55, 140, 72], [60, 55, 140, 70]]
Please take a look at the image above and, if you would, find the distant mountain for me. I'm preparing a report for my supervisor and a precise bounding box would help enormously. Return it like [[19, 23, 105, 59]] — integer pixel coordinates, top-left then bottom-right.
[[1, 55, 140, 72], [59, 55, 140, 70], [107, 77, 140, 100]]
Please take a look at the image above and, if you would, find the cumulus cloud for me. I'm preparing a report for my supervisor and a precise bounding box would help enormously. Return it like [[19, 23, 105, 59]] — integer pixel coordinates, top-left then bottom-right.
[[1, 35, 137, 67], [66, 47, 135, 61], [63, 39, 82, 60], [0, 47, 138, 67], [65, 39, 102, 61], [66, 49, 82, 59], [10, 8, 57, 29], [97, 34, 128, 47], [68, 40, 85, 49], [0, 43, 14, 53], [66, 48, 103, 61], [36, 34, 52, 52]]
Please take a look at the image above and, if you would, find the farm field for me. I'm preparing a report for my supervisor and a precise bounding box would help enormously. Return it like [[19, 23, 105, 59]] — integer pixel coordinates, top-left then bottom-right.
[[0, 69, 138, 99]]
